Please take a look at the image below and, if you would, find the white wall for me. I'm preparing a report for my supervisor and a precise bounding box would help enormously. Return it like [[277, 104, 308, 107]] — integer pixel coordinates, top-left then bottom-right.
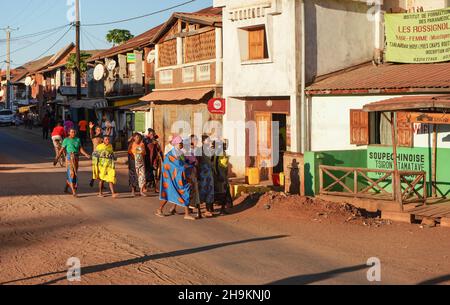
[[305, 0, 375, 82], [215, 0, 298, 98], [310, 95, 401, 152], [310, 94, 450, 152]]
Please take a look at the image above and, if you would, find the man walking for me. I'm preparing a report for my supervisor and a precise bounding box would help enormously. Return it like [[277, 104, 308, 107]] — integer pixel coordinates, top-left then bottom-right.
[[78, 118, 88, 146], [41, 114, 50, 140]]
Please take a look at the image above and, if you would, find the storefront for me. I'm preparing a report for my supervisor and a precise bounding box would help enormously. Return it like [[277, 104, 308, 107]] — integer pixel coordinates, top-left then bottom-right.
[[140, 88, 221, 149], [243, 97, 291, 181]]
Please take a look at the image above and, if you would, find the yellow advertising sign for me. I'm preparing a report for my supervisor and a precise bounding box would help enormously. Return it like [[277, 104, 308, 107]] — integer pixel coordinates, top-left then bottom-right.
[[385, 8, 450, 63]]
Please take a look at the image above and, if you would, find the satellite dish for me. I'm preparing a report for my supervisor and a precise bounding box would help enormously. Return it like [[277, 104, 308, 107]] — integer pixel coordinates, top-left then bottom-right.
[[107, 60, 117, 71], [93, 64, 105, 81], [147, 50, 156, 63], [25, 77, 33, 87]]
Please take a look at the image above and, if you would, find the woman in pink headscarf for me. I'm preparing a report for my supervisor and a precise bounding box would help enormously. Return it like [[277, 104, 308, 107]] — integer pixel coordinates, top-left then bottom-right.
[[156, 135, 196, 220]]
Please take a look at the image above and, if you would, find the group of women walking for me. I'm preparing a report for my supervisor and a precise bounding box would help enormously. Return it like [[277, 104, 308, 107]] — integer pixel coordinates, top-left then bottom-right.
[[156, 134, 233, 221], [53, 125, 233, 221]]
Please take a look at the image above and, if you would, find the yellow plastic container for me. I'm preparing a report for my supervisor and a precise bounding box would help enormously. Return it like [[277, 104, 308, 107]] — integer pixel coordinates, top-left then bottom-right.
[[247, 168, 260, 186], [279, 172, 285, 186]]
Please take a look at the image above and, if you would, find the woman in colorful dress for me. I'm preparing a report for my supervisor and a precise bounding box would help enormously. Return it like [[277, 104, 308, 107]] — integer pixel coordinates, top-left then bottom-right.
[[95, 136, 118, 198], [127, 133, 139, 197], [157, 136, 195, 221], [54, 128, 91, 197], [198, 135, 215, 218], [212, 140, 233, 215], [129, 133, 147, 197]]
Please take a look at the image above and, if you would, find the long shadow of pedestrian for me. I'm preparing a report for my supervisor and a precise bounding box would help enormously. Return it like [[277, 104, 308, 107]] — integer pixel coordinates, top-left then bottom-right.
[[266, 264, 368, 285], [1, 235, 288, 285], [418, 274, 450, 285]]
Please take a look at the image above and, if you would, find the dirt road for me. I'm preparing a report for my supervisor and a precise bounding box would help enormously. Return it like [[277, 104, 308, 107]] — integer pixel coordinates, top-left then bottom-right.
[[0, 126, 449, 285]]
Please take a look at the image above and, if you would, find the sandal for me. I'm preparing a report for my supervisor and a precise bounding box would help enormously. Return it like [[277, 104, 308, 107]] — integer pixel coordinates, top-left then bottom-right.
[[204, 211, 214, 218], [155, 210, 165, 218], [184, 215, 196, 221]]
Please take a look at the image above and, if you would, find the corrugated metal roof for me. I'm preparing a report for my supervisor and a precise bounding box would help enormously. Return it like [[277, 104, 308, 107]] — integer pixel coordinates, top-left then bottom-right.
[[152, 7, 222, 43], [140, 88, 214, 103], [363, 95, 450, 112], [88, 25, 163, 62], [307, 62, 450, 94]]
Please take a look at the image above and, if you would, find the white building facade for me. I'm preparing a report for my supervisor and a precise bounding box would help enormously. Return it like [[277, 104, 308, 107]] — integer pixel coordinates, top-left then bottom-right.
[[214, 0, 380, 178]]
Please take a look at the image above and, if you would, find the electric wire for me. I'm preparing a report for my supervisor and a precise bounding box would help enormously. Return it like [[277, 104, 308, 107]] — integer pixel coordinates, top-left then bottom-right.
[[82, 0, 196, 27]]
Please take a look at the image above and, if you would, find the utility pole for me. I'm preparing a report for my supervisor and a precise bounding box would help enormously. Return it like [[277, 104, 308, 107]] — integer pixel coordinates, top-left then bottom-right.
[[75, 0, 81, 100], [2, 26, 19, 110]]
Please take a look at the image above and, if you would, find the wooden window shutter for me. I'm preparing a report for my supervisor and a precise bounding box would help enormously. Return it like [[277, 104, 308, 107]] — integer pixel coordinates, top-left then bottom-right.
[[350, 109, 369, 145], [397, 112, 413, 147], [248, 27, 265, 60]]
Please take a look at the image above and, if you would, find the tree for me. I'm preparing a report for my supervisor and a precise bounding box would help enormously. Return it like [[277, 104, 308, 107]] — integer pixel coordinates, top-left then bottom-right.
[[106, 29, 134, 46], [65, 52, 91, 73]]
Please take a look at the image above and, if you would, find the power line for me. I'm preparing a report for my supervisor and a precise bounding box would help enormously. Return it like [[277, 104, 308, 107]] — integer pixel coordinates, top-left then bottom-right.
[[29, 25, 73, 63], [82, 0, 196, 27], [12, 26, 72, 66], [0, 24, 71, 43], [0, 26, 70, 59]]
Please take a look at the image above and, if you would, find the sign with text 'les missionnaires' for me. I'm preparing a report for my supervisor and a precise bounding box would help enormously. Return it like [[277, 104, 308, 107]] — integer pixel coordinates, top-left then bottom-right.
[[385, 8, 450, 63]]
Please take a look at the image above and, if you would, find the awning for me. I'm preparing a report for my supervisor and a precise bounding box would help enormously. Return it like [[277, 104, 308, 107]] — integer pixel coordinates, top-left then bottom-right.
[[70, 99, 108, 110], [140, 88, 214, 103], [363, 95, 450, 112], [125, 101, 152, 112]]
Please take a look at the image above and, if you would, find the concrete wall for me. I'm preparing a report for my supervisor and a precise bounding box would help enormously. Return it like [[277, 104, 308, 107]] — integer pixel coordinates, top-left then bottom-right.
[[309, 94, 450, 152], [215, 0, 298, 98], [305, 0, 375, 83]]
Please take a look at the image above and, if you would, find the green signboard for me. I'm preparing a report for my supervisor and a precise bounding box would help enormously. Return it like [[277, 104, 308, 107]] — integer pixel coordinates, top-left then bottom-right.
[[127, 53, 137, 63], [134, 112, 145, 133], [385, 8, 450, 63]]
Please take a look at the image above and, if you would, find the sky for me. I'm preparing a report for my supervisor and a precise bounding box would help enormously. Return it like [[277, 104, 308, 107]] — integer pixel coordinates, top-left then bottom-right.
[[0, 0, 213, 70]]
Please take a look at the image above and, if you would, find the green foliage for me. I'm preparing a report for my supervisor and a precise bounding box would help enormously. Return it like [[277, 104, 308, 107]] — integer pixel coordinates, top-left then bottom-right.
[[106, 29, 134, 46], [65, 52, 91, 73]]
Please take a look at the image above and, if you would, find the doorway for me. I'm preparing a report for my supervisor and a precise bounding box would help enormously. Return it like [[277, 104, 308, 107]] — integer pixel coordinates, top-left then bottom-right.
[[255, 112, 287, 181]]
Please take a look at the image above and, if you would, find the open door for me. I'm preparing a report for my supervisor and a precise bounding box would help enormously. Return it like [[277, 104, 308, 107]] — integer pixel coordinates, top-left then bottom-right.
[[256, 112, 272, 181]]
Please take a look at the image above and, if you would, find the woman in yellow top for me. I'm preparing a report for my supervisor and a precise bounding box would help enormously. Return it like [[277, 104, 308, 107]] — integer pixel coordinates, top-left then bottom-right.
[[94, 136, 119, 198]]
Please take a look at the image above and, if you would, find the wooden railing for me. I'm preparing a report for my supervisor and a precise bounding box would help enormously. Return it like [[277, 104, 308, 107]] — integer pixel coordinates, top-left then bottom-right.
[[319, 165, 427, 206]]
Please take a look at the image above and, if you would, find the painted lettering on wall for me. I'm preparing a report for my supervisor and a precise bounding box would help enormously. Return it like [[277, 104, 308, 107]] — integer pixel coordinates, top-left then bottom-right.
[[368, 151, 426, 172]]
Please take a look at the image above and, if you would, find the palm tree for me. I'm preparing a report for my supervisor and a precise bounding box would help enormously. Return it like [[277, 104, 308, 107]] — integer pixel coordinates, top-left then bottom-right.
[[106, 29, 134, 47]]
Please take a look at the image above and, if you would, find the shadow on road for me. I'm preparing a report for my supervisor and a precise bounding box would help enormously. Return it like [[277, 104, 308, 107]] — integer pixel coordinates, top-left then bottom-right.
[[418, 274, 450, 285], [1, 235, 289, 285], [266, 264, 368, 285]]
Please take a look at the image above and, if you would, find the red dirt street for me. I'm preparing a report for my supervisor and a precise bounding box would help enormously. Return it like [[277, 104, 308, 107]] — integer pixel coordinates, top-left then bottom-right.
[[1, 127, 450, 285]]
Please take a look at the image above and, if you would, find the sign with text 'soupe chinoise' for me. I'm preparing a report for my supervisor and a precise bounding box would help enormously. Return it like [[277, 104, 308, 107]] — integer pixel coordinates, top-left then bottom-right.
[[385, 8, 450, 63]]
